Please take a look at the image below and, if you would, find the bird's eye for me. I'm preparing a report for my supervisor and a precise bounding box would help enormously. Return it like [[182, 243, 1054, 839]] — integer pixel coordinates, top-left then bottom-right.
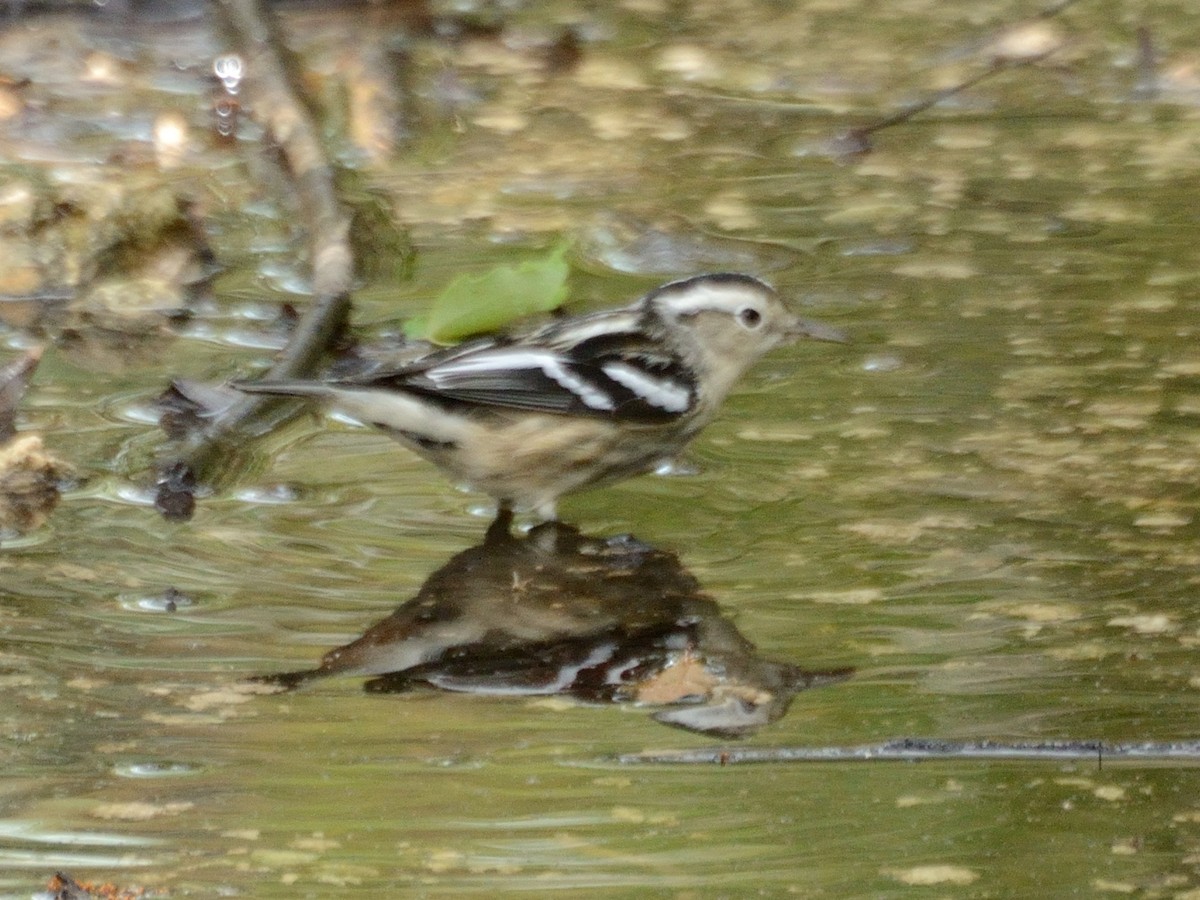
[[737, 307, 763, 329]]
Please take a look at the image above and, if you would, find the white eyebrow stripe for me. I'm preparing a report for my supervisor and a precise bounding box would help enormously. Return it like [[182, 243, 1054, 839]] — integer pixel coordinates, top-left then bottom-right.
[[654, 283, 762, 317], [601, 361, 691, 412]]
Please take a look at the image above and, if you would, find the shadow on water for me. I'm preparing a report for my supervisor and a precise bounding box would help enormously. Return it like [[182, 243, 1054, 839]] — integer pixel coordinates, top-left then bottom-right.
[[256, 510, 851, 738]]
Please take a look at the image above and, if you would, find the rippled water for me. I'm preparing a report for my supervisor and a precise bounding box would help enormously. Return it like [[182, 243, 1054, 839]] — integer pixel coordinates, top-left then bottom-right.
[[2, 1, 1200, 897]]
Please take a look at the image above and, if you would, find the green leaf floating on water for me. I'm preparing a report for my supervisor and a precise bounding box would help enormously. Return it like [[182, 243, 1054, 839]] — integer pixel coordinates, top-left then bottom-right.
[[409, 243, 571, 343]]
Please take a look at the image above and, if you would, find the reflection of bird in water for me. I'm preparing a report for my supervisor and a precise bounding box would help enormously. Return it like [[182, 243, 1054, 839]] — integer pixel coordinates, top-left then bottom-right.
[[261, 511, 850, 737]]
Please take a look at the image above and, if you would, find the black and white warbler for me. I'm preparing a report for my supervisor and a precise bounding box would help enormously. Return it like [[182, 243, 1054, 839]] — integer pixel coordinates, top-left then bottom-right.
[[234, 273, 843, 518]]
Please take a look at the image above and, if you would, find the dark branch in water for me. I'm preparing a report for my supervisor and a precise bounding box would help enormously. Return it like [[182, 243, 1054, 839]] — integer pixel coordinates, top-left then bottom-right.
[[619, 738, 1200, 765], [154, 0, 353, 518], [0, 346, 42, 443], [1132, 25, 1159, 101]]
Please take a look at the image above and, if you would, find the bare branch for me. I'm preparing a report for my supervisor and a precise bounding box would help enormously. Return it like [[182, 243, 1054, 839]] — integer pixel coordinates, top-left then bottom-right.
[[154, 0, 354, 517]]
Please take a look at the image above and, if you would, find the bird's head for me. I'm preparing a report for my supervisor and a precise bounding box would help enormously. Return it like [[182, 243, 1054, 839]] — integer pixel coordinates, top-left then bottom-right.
[[644, 273, 844, 386]]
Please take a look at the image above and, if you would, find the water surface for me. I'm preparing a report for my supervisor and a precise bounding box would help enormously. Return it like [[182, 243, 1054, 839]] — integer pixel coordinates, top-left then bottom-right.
[[2, 1, 1199, 896]]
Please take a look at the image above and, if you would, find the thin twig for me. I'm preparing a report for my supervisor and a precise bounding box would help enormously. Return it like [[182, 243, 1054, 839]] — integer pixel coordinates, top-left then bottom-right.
[[154, 0, 353, 516], [833, 0, 1080, 156], [854, 60, 1021, 140], [834, 50, 1058, 157]]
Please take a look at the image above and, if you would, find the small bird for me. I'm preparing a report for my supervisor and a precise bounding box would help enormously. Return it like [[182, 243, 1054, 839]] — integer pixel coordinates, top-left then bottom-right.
[[233, 273, 843, 518]]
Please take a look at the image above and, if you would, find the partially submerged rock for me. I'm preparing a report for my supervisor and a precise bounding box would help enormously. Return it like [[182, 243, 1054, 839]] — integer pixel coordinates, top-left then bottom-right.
[[0, 348, 72, 537], [0, 168, 215, 364], [0, 432, 71, 535]]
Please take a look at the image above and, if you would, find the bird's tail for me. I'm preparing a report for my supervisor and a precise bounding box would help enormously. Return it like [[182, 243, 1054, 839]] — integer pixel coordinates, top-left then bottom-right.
[[229, 379, 334, 400]]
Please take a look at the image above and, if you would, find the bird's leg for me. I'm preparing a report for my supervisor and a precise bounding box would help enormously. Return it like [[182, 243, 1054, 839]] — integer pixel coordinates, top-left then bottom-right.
[[484, 503, 515, 545]]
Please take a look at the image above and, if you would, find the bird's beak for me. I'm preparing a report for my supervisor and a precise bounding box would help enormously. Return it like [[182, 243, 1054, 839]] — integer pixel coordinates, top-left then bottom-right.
[[787, 316, 847, 344]]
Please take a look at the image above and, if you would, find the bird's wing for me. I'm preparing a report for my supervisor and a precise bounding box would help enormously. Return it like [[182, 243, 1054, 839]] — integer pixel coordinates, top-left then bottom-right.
[[361, 326, 698, 423]]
